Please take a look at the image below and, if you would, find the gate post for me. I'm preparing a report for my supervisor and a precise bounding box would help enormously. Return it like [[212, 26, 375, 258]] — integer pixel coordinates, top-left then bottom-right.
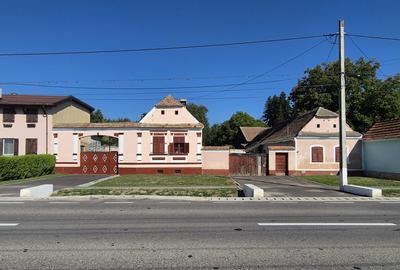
[[257, 155, 262, 176]]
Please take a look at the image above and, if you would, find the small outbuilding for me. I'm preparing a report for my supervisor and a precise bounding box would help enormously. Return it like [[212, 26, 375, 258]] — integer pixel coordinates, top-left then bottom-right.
[[363, 119, 400, 180]]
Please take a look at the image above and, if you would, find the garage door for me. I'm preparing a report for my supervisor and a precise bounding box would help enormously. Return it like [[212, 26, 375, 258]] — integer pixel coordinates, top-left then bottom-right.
[[275, 153, 288, 175]]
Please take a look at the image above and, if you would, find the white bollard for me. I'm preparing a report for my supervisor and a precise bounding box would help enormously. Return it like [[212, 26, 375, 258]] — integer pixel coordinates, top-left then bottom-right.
[[20, 184, 54, 198], [243, 184, 264, 198]]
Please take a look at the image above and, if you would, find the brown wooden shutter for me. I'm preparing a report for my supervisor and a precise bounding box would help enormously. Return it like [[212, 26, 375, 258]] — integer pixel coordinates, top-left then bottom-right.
[[312, 146, 323, 162], [26, 108, 38, 123], [13, 139, 19, 156], [335, 147, 340, 163], [0, 139, 3, 156], [153, 136, 165, 154], [3, 108, 15, 123], [173, 136, 185, 143], [183, 143, 189, 154], [26, 139, 38, 155], [168, 143, 174, 154]]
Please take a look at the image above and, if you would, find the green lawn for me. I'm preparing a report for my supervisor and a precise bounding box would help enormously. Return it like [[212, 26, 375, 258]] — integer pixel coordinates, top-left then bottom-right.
[[299, 175, 400, 188], [94, 174, 235, 187], [55, 187, 238, 197], [0, 173, 65, 186]]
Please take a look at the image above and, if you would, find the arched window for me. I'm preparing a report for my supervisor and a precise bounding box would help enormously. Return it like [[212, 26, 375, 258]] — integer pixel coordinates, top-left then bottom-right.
[[311, 146, 324, 163]]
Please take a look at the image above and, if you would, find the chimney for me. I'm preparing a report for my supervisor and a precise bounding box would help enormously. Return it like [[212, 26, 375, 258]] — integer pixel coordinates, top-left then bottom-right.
[[179, 98, 187, 106]]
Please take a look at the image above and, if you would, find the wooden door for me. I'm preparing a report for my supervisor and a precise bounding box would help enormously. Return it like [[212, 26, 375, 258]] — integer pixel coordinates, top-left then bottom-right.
[[81, 151, 118, 175], [275, 153, 288, 175]]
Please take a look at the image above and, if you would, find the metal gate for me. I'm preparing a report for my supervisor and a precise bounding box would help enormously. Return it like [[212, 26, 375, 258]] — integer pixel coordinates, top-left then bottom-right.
[[229, 154, 267, 176], [80, 151, 118, 175]]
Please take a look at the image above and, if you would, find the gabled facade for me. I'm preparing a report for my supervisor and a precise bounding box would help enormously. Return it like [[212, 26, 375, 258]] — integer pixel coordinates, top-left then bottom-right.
[[0, 92, 93, 156], [363, 119, 400, 179], [52, 95, 227, 175], [246, 107, 363, 176], [233, 127, 268, 149]]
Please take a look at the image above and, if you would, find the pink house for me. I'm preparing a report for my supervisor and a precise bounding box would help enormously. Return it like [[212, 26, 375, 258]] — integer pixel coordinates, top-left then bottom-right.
[[245, 107, 363, 176], [54, 95, 229, 175], [0, 92, 93, 157]]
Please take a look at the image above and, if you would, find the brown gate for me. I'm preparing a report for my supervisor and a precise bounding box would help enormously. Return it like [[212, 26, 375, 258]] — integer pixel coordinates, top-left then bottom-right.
[[229, 154, 267, 176], [80, 151, 118, 175]]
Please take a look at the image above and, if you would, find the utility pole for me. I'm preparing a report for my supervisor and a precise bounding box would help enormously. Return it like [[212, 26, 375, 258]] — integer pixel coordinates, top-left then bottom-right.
[[339, 19, 348, 189]]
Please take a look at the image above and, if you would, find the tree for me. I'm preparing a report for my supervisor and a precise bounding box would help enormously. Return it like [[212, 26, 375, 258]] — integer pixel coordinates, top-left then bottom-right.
[[262, 91, 292, 127], [289, 58, 399, 133], [90, 109, 131, 123], [186, 103, 211, 145], [206, 112, 265, 146]]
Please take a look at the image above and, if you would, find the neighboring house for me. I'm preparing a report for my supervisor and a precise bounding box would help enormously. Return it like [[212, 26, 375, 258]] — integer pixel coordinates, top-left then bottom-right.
[[0, 92, 93, 156], [233, 127, 268, 149], [245, 107, 363, 176], [54, 95, 228, 175], [363, 119, 400, 180]]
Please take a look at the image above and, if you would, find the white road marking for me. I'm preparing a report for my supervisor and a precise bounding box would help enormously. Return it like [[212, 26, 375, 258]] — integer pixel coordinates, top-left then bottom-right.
[[159, 201, 191, 204], [380, 202, 400, 204], [48, 201, 79, 204], [258, 222, 396, 226], [104, 201, 134, 204], [0, 223, 19, 226], [0, 202, 24, 204], [268, 202, 298, 204], [324, 202, 354, 204]]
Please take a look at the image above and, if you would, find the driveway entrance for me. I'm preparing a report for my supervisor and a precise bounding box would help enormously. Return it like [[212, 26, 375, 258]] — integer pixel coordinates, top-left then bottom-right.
[[233, 175, 353, 197]]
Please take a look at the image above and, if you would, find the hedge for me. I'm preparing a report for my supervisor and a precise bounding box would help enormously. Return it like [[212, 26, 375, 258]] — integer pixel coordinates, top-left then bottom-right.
[[0, 154, 55, 181]]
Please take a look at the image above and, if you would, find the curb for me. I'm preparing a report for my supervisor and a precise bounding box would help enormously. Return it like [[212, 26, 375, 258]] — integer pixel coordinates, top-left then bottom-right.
[[0, 195, 399, 202], [77, 175, 120, 188]]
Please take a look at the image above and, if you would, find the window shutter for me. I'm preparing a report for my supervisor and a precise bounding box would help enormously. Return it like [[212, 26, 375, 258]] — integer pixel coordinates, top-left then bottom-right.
[[152, 136, 165, 154], [26, 108, 38, 123], [184, 143, 189, 154], [13, 139, 19, 156], [335, 147, 340, 163], [32, 139, 37, 154], [168, 143, 174, 154], [173, 136, 185, 143], [312, 147, 323, 162], [0, 139, 3, 156]]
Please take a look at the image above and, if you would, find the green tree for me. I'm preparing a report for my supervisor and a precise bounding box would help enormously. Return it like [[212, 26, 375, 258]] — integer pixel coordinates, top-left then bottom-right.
[[289, 58, 399, 133], [90, 109, 131, 123], [206, 112, 265, 146], [186, 103, 211, 145], [262, 91, 292, 127]]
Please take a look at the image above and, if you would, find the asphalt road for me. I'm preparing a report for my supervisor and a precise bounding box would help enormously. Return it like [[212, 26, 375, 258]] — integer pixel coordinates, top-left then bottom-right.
[[1, 199, 400, 269]]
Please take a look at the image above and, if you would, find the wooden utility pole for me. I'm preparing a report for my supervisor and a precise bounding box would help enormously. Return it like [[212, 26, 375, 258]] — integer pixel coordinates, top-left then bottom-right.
[[339, 19, 348, 189]]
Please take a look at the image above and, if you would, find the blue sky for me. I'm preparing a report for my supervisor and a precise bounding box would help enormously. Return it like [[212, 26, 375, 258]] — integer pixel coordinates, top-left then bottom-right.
[[0, 0, 399, 123]]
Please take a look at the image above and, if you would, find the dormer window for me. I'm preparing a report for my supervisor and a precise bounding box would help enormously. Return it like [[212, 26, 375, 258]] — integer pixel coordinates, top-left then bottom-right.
[[175, 110, 178, 115], [161, 110, 165, 115], [317, 124, 320, 128]]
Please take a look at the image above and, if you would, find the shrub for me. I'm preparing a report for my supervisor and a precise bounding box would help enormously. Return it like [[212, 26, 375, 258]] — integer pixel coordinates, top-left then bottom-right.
[[0, 154, 55, 181]]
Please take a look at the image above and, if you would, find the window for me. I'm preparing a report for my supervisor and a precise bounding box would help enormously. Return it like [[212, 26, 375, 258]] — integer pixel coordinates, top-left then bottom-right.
[[3, 108, 15, 123], [317, 124, 320, 128], [175, 110, 178, 115], [333, 124, 337, 128], [152, 136, 165, 155], [175, 169, 182, 175], [311, 146, 324, 163], [169, 136, 189, 154], [335, 146, 349, 163], [1, 138, 17, 156], [26, 138, 38, 155], [161, 110, 165, 115], [26, 108, 38, 123]]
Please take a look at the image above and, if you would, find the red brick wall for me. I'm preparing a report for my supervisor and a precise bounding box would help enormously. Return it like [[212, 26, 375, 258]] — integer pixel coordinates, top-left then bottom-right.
[[118, 167, 202, 175], [202, 169, 230, 176]]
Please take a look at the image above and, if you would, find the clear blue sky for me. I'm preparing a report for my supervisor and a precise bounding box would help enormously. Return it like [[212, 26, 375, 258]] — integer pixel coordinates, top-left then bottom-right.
[[0, 0, 399, 124]]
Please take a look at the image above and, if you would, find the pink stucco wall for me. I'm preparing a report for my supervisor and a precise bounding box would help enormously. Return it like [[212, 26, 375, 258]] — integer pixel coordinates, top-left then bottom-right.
[[0, 107, 53, 155]]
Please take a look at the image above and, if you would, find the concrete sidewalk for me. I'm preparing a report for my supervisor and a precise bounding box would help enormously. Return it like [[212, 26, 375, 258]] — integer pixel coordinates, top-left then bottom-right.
[[0, 175, 108, 197], [233, 175, 353, 197]]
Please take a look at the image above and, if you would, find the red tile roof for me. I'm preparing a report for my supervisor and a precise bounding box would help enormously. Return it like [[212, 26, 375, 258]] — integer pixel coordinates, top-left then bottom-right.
[[155, 95, 184, 108], [363, 119, 400, 141], [0, 94, 94, 111], [239, 127, 268, 142]]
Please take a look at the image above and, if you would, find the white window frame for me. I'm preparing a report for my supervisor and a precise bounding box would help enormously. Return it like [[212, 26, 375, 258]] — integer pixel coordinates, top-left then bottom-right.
[[309, 145, 325, 163], [2, 138, 15, 156]]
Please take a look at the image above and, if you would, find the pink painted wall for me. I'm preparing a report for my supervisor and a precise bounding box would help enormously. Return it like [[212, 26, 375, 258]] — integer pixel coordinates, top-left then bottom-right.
[[140, 106, 199, 125], [0, 107, 53, 155]]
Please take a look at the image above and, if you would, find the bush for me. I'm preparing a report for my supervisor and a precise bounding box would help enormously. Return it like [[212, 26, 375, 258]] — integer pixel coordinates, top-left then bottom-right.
[[0, 154, 55, 181]]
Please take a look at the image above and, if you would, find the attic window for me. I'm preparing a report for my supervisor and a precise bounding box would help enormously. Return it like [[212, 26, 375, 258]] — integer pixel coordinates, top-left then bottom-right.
[[333, 124, 337, 128], [175, 110, 178, 115], [161, 110, 165, 115], [317, 124, 320, 128]]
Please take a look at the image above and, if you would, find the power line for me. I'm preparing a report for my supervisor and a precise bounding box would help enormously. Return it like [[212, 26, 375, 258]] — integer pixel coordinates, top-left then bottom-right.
[[0, 78, 294, 90], [194, 38, 328, 98], [0, 34, 334, 57], [347, 34, 400, 42]]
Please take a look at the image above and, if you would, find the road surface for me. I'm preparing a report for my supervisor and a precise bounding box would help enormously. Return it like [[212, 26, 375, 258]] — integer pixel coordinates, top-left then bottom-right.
[[0, 199, 399, 269]]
